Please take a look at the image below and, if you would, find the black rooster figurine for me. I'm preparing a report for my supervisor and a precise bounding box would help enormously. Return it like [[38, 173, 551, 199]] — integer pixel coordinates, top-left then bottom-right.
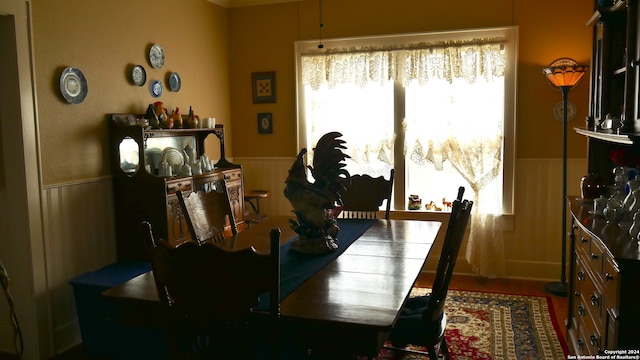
[[284, 132, 350, 254]]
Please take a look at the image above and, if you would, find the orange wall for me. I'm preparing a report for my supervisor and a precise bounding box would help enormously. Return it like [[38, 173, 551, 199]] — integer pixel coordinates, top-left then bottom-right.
[[30, 0, 594, 185], [228, 0, 594, 159], [32, 0, 230, 185]]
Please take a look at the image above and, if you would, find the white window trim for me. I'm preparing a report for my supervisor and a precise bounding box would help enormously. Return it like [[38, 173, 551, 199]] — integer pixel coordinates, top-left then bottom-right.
[[294, 26, 518, 215]]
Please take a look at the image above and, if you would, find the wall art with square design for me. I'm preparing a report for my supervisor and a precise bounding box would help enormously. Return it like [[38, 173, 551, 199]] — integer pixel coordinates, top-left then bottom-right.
[[251, 71, 276, 104]]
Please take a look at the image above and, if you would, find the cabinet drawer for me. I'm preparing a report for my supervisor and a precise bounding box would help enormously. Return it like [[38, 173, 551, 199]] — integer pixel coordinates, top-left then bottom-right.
[[579, 313, 601, 355], [587, 237, 604, 281], [166, 179, 193, 195], [603, 255, 620, 312], [577, 257, 604, 329], [223, 168, 242, 182], [576, 230, 591, 259]]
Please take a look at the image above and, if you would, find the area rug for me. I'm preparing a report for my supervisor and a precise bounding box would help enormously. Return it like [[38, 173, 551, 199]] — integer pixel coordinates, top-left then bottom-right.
[[377, 289, 569, 360]]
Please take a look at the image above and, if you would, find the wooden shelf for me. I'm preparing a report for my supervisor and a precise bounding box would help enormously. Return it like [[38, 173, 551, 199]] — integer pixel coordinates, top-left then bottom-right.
[[574, 127, 635, 144]]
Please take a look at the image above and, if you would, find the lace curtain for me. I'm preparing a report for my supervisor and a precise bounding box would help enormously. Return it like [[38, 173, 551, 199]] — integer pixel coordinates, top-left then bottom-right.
[[301, 41, 507, 277]]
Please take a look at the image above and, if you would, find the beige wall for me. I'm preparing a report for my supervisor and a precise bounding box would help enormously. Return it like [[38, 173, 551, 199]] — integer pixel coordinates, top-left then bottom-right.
[[30, 0, 594, 181], [32, 0, 231, 185], [228, 0, 593, 159]]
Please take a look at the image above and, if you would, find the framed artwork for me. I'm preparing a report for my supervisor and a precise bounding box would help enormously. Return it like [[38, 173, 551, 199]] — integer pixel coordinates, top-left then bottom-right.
[[258, 113, 273, 134], [252, 71, 276, 104]]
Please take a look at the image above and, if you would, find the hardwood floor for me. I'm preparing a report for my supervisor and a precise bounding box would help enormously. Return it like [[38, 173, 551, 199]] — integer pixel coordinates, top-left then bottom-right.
[[0, 273, 569, 360]]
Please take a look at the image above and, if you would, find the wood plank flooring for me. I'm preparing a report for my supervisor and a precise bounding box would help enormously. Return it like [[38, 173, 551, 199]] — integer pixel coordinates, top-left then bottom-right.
[[0, 273, 569, 360]]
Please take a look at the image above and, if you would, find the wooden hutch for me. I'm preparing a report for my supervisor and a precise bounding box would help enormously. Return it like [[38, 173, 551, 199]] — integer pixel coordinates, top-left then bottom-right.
[[108, 114, 245, 261], [567, 0, 640, 355]]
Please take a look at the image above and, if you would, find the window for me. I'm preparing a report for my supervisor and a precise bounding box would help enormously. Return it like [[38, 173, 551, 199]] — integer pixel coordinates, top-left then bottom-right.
[[295, 27, 517, 215]]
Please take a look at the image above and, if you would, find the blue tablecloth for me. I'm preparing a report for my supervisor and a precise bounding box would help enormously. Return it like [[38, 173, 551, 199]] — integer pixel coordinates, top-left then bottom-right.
[[258, 218, 375, 310]]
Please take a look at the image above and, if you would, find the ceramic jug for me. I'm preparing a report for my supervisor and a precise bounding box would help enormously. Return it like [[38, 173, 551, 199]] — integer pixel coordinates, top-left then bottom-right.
[[581, 173, 606, 200]]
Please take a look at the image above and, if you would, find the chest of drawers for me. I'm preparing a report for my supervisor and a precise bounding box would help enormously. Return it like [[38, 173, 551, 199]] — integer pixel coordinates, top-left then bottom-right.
[[568, 199, 640, 355]]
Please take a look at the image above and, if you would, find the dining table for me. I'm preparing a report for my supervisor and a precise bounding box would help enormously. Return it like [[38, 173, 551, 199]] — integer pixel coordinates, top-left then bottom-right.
[[102, 215, 442, 358]]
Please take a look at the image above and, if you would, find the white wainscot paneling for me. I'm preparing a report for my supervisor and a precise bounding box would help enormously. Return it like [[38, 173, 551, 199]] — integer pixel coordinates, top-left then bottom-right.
[[42, 178, 117, 354], [236, 157, 587, 281], [235, 157, 295, 218]]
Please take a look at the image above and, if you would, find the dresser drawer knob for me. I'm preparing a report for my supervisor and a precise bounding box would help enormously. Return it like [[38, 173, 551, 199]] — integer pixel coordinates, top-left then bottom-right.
[[590, 333, 598, 347], [574, 291, 581, 297], [605, 273, 614, 281], [578, 305, 586, 316], [577, 339, 584, 350], [581, 237, 588, 243], [590, 294, 600, 307], [577, 271, 585, 281], [591, 253, 599, 260]]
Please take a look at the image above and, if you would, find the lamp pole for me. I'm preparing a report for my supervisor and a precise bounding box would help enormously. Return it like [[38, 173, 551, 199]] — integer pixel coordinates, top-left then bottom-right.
[[545, 85, 571, 297]]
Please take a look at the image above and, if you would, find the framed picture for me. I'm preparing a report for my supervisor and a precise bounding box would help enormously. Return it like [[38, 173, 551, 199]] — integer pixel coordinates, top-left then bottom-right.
[[252, 71, 276, 104], [258, 113, 273, 134]]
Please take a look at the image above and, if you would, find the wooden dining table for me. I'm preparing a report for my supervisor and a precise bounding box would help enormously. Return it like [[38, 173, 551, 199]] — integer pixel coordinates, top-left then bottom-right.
[[102, 215, 442, 358]]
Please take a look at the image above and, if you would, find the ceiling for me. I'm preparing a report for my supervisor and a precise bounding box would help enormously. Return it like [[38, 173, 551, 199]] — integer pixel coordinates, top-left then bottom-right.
[[208, 0, 301, 8]]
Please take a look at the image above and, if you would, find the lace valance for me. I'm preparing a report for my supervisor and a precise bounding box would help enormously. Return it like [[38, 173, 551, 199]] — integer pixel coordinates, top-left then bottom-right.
[[301, 42, 506, 90]]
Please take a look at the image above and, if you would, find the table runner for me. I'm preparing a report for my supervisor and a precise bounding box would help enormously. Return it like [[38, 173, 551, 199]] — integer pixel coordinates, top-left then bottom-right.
[[257, 218, 375, 310]]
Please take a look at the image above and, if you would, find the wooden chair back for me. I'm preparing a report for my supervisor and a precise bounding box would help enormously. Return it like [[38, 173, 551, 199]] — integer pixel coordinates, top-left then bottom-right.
[[424, 187, 472, 324], [339, 169, 394, 219], [176, 185, 237, 245], [386, 186, 472, 359], [141, 221, 281, 360]]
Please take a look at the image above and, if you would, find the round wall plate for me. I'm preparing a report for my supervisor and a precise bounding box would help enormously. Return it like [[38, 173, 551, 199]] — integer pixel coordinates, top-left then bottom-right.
[[168, 72, 181, 92], [59, 67, 88, 104], [148, 44, 165, 69], [131, 65, 146, 86], [150, 80, 162, 98], [553, 100, 576, 122]]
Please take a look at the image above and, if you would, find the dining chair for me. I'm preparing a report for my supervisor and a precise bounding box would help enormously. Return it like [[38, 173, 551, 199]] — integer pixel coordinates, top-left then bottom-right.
[[385, 186, 472, 360], [176, 184, 237, 245], [339, 168, 394, 219], [0, 262, 23, 358], [141, 221, 282, 360]]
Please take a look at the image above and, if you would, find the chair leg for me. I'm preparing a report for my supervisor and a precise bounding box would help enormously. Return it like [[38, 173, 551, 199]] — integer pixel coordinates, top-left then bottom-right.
[[440, 338, 450, 360], [427, 344, 439, 360]]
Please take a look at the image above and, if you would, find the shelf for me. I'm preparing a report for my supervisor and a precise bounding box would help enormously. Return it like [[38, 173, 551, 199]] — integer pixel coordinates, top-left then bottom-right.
[[588, 1, 628, 25], [614, 66, 627, 75], [587, 10, 601, 26], [574, 127, 634, 144]]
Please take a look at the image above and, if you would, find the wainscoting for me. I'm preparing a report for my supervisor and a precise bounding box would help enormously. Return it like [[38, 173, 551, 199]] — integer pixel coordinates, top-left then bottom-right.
[[235, 156, 588, 280], [26, 157, 585, 355]]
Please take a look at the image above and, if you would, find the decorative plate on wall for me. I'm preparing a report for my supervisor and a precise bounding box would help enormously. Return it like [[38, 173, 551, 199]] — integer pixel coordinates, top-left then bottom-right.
[[168, 72, 181, 92], [148, 44, 165, 69], [131, 65, 147, 86], [59, 67, 88, 104], [150, 80, 162, 98]]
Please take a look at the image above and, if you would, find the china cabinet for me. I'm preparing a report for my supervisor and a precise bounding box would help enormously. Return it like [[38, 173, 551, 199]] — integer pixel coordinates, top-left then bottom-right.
[[108, 114, 245, 261], [567, 0, 640, 354], [568, 200, 640, 354]]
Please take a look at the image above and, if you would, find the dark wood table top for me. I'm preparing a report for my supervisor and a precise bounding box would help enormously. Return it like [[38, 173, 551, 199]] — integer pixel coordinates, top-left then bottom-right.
[[102, 215, 441, 356]]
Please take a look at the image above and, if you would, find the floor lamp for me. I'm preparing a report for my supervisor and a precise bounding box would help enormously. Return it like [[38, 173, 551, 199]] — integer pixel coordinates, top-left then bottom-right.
[[542, 58, 588, 297]]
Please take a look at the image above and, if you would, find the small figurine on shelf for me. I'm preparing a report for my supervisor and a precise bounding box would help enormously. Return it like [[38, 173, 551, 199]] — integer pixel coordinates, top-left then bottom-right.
[[171, 107, 183, 129], [185, 106, 199, 129], [145, 103, 160, 129], [154, 101, 171, 129]]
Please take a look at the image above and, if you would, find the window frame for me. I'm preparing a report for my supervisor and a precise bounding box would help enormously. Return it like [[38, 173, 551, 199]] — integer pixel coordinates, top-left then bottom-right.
[[294, 26, 518, 214]]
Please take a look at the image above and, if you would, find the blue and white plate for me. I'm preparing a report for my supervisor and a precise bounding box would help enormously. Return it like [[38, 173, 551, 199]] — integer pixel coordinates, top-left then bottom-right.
[[148, 44, 165, 69], [131, 65, 146, 86], [168, 72, 181, 92], [60, 67, 88, 104], [150, 80, 162, 98]]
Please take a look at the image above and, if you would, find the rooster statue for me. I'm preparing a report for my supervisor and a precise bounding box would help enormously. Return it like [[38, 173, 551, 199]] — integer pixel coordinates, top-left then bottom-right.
[[284, 132, 350, 254]]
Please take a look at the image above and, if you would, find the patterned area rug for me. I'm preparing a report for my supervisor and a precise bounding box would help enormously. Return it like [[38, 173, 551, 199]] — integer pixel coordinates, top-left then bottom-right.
[[377, 289, 569, 360]]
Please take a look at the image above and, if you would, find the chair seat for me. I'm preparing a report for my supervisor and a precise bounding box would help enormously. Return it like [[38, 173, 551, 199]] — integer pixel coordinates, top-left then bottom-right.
[[389, 295, 446, 348]]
